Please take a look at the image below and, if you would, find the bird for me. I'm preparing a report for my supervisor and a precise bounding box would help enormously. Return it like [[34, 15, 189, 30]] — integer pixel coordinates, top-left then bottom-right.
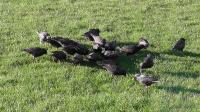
[[90, 33, 105, 46], [87, 52, 103, 62], [138, 37, 149, 49], [118, 38, 149, 55], [73, 53, 83, 64], [140, 54, 154, 73], [22, 47, 47, 58], [93, 43, 103, 53], [36, 31, 50, 44], [172, 38, 186, 51], [102, 50, 119, 59], [133, 73, 159, 89], [51, 51, 67, 62], [83, 29, 100, 41], [118, 45, 141, 55], [56, 38, 89, 55], [62, 44, 89, 55], [45, 37, 63, 48], [104, 40, 117, 51], [97, 60, 126, 76]]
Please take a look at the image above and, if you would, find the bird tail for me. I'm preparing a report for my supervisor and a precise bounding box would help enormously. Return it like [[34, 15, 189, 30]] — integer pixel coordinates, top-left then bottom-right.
[[22, 48, 30, 53], [152, 80, 159, 83]]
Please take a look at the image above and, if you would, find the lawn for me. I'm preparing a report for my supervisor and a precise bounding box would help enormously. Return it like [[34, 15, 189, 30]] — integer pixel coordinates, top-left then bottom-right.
[[0, 0, 200, 111]]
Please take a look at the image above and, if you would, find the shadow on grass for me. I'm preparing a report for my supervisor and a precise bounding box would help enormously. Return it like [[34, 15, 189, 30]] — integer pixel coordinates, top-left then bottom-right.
[[157, 85, 200, 94], [161, 50, 200, 58], [164, 71, 199, 78], [116, 49, 161, 74]]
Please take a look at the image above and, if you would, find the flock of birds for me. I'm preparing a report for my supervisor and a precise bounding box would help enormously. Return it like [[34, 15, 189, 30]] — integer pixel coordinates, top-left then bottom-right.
[[22, 29, 186, 89]]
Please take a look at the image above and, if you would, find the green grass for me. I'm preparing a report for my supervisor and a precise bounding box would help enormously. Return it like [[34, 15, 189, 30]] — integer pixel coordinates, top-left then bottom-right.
[[1, 0, 200, 111]]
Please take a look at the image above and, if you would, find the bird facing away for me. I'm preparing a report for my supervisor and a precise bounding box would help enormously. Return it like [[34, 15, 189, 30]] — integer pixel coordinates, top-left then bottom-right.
[[172, 38, 186, 51], [97, 60, 126, 76], [37, 31, 50, 44], [140, 54, 154, 73], [22, 47, 47, 58], [51, 51, 67, 62], [134, 73, 159, 88]]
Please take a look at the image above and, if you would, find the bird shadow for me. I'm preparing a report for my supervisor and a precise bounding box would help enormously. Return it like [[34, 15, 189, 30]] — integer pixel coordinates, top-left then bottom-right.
[[157, 85, 200, 94], [161, 50, 200, 58], [164, 71, 199, 78], [66, 59, 102, 69], [116, 49, 161, 74]]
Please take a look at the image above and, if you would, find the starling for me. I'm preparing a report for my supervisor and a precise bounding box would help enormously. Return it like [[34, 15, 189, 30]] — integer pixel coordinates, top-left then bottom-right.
[[45, 37, 62, 48], [36, 31, 50, 44], [62, 44, 89, 55], [138, 37, 149, 49], [83, 29, 100, 41], [93, 43, 103, 53], [140, 54, 154, 73], [51, 51, 67, 62], [90, 34, 105, 46], [73, 53, 83, 64], [97, 60, 126, 76], [119, 38, 149, 55], [102, 50, 119, 59], [104, 40, 117, 51], [22, 47, 47, 58], [172, 38, 186, 51], [134, 73, 159, 88], [119, 45, 140, 55], [62, 45, 78, 55], [87, 52, 103, 62]]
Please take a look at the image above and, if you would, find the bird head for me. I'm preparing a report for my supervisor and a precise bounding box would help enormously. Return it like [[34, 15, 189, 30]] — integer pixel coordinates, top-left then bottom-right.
[[180, 38, 186, 41], [133, 73, 141, 80], [37, 31, 50, 43], [138, 37, 149, 48]]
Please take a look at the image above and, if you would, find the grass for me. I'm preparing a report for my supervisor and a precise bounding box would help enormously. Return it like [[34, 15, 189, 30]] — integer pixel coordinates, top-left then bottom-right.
[[0, 0, 200, 111]]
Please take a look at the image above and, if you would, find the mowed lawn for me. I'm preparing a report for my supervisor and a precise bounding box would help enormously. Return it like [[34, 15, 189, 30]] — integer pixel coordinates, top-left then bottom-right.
[[0, 0, 200, 111]]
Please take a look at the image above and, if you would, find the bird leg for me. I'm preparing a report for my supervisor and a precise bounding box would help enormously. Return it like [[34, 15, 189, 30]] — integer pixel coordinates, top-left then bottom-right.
[[140, 69, 143, 74]]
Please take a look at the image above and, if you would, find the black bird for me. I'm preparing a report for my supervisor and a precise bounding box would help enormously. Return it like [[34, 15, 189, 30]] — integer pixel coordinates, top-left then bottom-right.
[[93, 43, 103, 53], [119, 45, 142, 55], [97, 60, 126, 76], [83, 29, 100, 41], [134, 73, 159, 89], [140, 54, 154, 73], [37, 31, 50, 44], [62, 44, 89, 55], [104, 40, 117, 51], [102, 50, 119, 59], [87, 52, 103, 62], [62, 45, 78, 55], [57, 38, 89, 55], [73, 53, 83, 64], [119, 38, 149, 55], [22, 47, 47, 58], [172, 38, 186, 51], [138, 37, 149, 49], [45, 37, 63, 48], [51, 51, 67, 62]]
